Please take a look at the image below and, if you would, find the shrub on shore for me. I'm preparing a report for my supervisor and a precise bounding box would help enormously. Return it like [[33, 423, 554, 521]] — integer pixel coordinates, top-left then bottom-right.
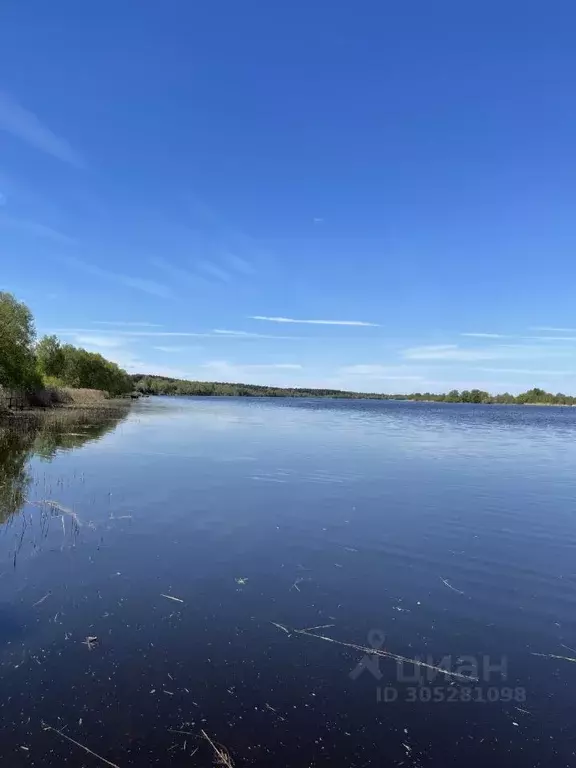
[[0, 292, 132, 406]]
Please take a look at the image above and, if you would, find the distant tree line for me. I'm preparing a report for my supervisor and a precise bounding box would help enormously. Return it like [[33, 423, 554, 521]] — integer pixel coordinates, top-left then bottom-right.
[[0, 292, 132, 399], [131, 375, 576, 406]]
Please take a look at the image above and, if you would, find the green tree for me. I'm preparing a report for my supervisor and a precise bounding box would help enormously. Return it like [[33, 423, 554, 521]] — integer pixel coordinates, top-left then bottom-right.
[[36, 334, 66, 378], [0, 291, 40, 391], [57, 345, 131, 396], [469, 389, 487, 404]]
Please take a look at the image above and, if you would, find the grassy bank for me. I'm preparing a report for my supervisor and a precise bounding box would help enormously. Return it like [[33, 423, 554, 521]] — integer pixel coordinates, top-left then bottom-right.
[[0, 387, 132, 425]]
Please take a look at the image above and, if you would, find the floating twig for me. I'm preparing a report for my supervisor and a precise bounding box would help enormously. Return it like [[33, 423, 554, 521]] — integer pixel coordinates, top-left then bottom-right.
[[161, 594, 184, 603], [201, 729, 234, 768], [288, 626, 477, 681], [440, 577, 464, 595], [561, 643, 576, 655], [32, 592, 51, 608], [264, 703, 286, 721], [270, 621, 290, 634], [300, 624, 335, 632], [42, 723, 120, 768], [532, 652, 576, 664]]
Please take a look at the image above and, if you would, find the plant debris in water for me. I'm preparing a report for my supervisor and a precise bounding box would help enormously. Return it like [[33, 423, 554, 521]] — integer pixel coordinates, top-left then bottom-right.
[[271, 624, 478, 682], [201, 729, 235, 768], [41, 723, 121, 768]]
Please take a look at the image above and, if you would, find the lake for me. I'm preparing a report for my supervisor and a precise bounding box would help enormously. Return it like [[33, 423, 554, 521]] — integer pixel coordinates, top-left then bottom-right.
[[1, 397, 576, 766]]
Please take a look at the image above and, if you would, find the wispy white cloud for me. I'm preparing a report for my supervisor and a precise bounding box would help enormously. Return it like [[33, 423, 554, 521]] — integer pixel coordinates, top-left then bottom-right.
[[91, 321, 163, 327], [403, 343, 575, 362], [0, 91, 84, 167], [107, 354, 149, 374], [74, 334, 126, 349], [122, 361, 194, 378], [202, 360, 302, 371], [525, 336, 576, 342], [153, 345, 203, 353], [250, 316, 380, 327], [198, 360, 303, 383], [184, 194, 267, 269], [223, 252, 254, 276], [119, 276, 172, 299], [213, 329, 259, 337], [149, 257, 209, 286], [402, 345, 462, 360], [212, 329, 297, 339], [197, 261, 231, 283], [50, 328, 294, 339], [53, 328, 207, 338], [461, 332, 514, 339], [0, 214, 75, 244], [62, 257, 172, 298], [339, 364, 423, 380], [476, 367, 576, 375], [402, 344, 508, 361], [530, 327, 576, 333], [151, 254, 254, 287]]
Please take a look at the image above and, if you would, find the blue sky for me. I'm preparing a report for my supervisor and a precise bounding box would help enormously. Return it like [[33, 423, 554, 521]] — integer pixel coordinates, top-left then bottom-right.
[[2, 1, 576, 394]]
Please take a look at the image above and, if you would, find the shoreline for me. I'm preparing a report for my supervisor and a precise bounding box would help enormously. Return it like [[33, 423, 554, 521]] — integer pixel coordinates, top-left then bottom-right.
[[143, 393, 576, 408], [0, 399, 131, 426]]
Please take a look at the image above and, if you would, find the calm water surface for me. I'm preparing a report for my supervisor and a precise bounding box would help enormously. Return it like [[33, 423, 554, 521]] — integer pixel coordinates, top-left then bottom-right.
[[1, 397, 576, 766]]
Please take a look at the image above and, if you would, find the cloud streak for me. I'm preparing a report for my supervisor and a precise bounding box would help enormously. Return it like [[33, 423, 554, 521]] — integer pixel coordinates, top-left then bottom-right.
[[403, 343, 575, 362], [62, 257, 172, 298], [197, 260, 231, 283], [526, 336, 576, 342], [476, 367, 576, 376], [224, 253, 254, 275], [461, 332, 514, 339], [0, 91, 84, 167], [0, 214, 76, 244], [149, 257, 209, 287], [202, 361, 302, 371], [212, 329, 297, 339], [339, 365, 423, 380], [50, 328, 295, 339], [250, 316, 380, 327], [530, 327, 576, 333], [74, 334, 127, 349], [154, 345, 203, 353], [92, 321, 163, 327], [402, 344, 503, 361]]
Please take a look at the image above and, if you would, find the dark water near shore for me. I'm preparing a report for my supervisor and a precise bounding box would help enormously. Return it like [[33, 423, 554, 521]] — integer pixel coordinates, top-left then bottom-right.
[[1, 397, 576, 766]]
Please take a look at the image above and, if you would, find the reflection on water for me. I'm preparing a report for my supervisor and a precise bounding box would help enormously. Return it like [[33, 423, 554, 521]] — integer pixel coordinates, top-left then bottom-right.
[[0, 409, 128, 524], [1, 397, 576, 767], [0, 429, 32, 524]]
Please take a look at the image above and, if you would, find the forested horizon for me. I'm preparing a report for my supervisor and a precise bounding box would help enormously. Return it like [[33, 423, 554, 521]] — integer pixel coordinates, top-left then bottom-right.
[[131, 373, 576, 406]]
